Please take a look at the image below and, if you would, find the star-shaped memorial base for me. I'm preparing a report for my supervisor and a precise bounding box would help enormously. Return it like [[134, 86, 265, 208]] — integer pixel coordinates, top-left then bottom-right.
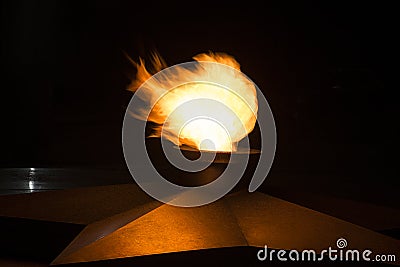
[[0, 184, 398, 266]]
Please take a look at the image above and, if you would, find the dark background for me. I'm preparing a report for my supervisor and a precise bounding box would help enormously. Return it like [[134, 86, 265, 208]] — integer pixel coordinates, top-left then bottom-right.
[[1, 1, 399, 202]]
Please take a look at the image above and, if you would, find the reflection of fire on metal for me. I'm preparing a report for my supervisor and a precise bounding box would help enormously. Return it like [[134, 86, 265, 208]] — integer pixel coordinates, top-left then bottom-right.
[[128, 52, 258, 152]]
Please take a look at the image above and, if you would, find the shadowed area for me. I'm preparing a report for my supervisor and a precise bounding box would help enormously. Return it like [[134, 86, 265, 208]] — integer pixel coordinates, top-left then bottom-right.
[[0, 184, 153, 224], [0, 217, 84, 262]]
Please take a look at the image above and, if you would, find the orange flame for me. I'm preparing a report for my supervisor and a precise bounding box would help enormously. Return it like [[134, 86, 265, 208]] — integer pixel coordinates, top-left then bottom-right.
[[128, 52, 258, 152]]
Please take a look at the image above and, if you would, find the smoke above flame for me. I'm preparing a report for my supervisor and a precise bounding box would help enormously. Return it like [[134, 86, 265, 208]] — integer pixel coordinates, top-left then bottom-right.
[[128, 52, 258, 152]]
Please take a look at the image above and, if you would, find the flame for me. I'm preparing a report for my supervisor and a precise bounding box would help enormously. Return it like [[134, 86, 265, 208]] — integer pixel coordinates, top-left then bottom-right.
[[128, 52, 258, 152]]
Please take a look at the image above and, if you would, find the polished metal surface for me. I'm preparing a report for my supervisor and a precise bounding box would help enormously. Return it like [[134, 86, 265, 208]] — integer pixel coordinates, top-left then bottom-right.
[[0, 168, 131, 195]]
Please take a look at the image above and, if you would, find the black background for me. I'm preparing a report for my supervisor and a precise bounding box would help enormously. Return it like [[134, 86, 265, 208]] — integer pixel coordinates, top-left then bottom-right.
[[1, 1, 399, 196]]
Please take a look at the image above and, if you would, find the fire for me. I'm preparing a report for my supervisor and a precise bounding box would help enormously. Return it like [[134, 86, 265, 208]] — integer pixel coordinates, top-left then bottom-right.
[[128, 52, 258, 152]]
